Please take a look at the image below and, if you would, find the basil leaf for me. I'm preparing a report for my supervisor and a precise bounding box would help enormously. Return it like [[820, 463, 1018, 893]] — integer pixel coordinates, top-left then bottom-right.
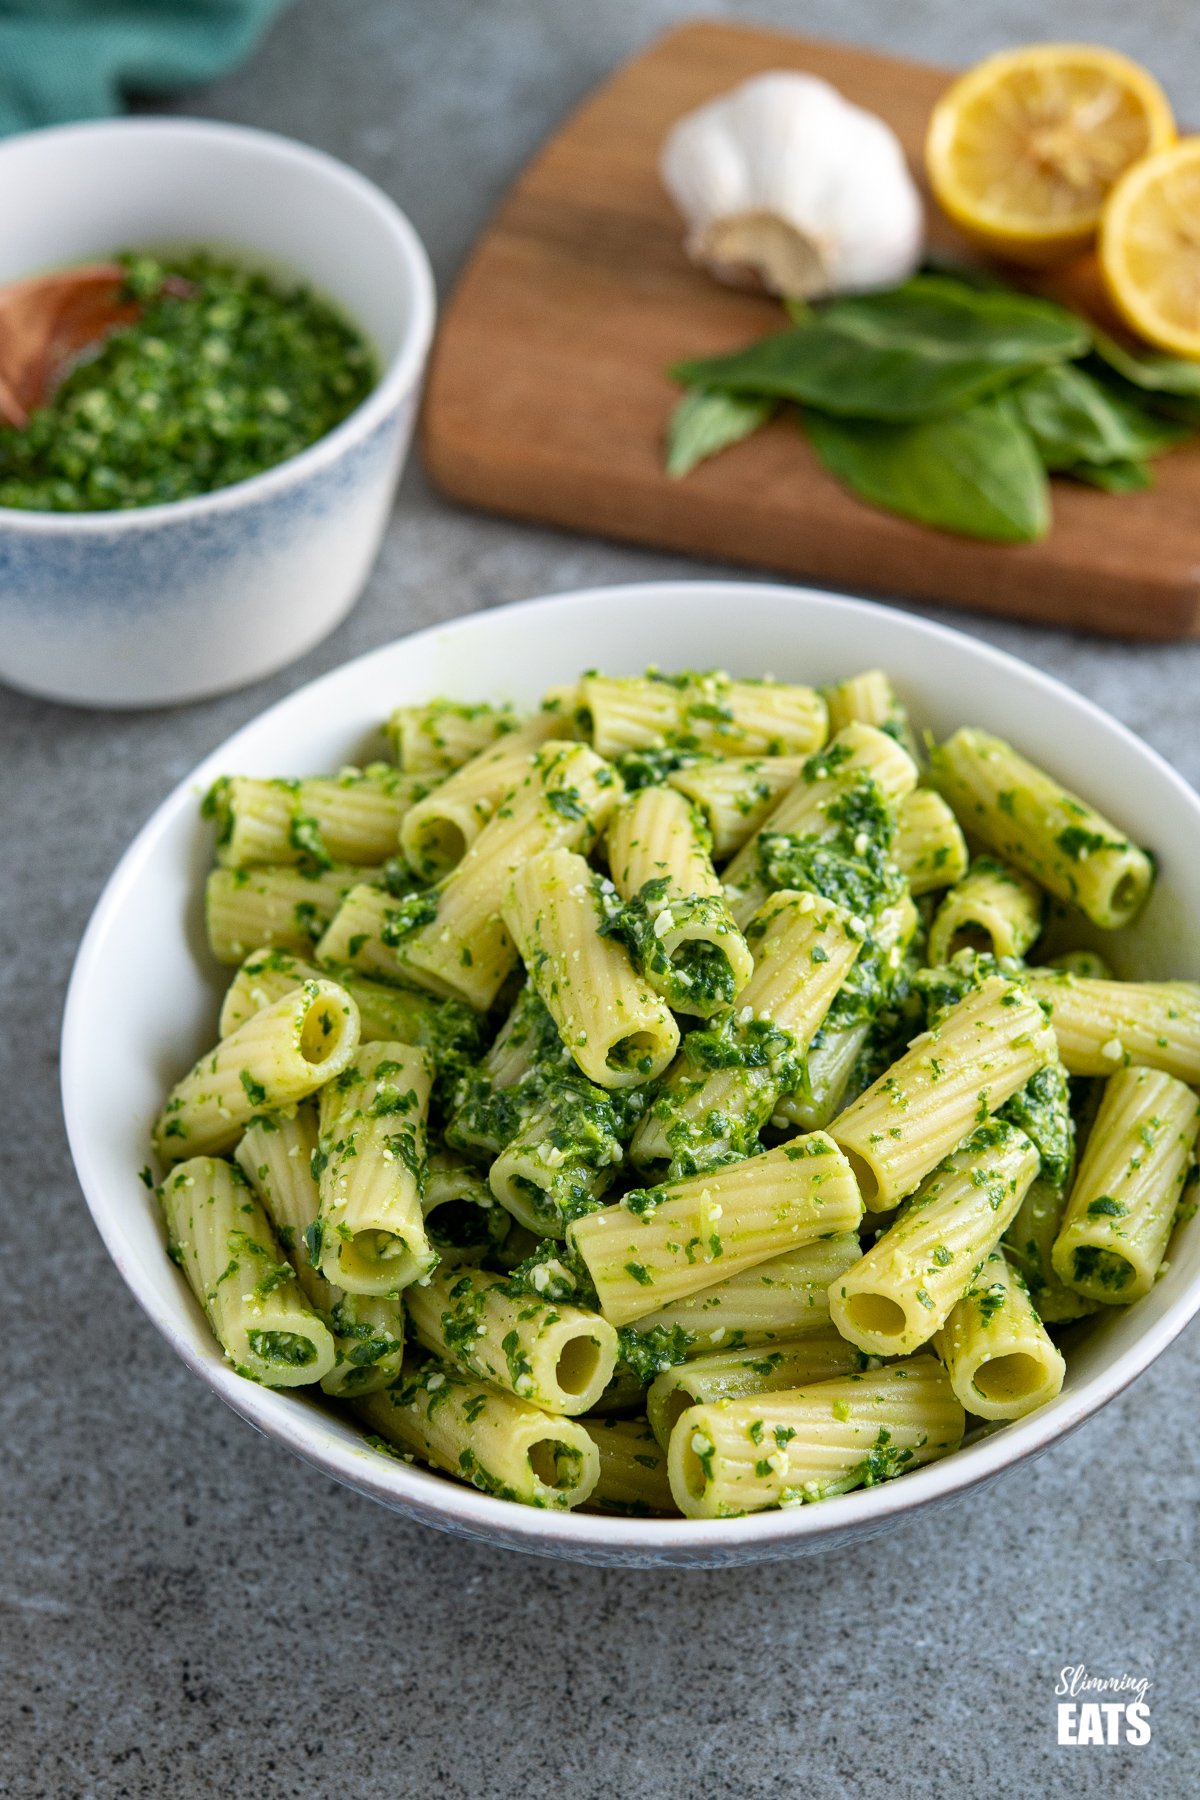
[[1061, 459, 1153, 493], [1090, 327, 1200, 396], [665, 388, 773, 478], [1011, 363, 1189, 469], [918, 255, 1018, 293], [672, 278, 1090, 421], [801, 397, 1050, 542]]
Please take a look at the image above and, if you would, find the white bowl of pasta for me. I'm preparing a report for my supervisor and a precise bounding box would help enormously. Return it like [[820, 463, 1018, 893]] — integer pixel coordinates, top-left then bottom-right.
[[62, 581, 1200, 1566]]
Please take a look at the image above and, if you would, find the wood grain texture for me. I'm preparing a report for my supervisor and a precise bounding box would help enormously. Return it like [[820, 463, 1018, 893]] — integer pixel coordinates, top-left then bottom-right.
[[421, 20, 1200, 639]]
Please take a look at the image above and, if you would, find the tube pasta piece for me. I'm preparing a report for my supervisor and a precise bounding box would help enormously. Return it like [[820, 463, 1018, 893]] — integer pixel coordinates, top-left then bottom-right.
[[568, 1134, 863, 1327], [667, 1356, 963, 1520], [154, 979, 360, 1162], [580, 1418, 677, 1515], [828, 976, 1056, 1212], [1046, 949, 1114, 980], [217, 946, 476, 1058], [1023, 971, 1200, 1082], [927, 856, 1044, 967], [668, 756, 807, 860], [604, 787, 752, 1018], [631, 888, 863, 1171], [893, 789, 969, 896], [314, 1041, 436, 1295], [206, 864, 379, 965], [935, 1250, 1065, 1421], [608, 785, 722, 900], [828, 1120, 1039, 1356], [480, 982, 561, 1090], [358, 1362, 599, 1509], [929, 727, 1154, 930], [204, 766, 423, 871], [386, 698, 520, 776], [997, 1059, 1093, 1325], [625, 1234, 863, 1358], [399, 714, 568, 881], [405, 1267, 618, 1414], [235, 1108, 405, 1397], [582, 670, 828, 760], [822, 669, 917, 757], [421, 1151, 511, 1262], [159, 1157, 336, 1388], [723, 723, 919, 924], [1002, 1175, 1097, 1325], [772, 892, 919, 1132], [503, 847, 679, 1090], [488, 1087, 624, 1238], [587, 1362, 651, 1417], [1052, 1067, 1198, 1304], [321, 741, 621, 1011], [647, 1326, 868, 1451]]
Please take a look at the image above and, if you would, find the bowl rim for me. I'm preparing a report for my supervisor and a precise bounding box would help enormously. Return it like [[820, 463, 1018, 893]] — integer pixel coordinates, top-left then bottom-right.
[[61, 579, 1200, 1557], [0, 116, 436, 532]]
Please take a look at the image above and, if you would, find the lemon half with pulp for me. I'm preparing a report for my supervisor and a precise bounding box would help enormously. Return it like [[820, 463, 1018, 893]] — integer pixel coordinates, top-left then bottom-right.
[[1101, 139, 1200, 357], [926, 43, 1175, 263]]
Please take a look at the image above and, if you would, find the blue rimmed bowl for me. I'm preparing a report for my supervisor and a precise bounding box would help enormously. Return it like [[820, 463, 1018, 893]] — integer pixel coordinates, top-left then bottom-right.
[[0, 118, 435, 708]]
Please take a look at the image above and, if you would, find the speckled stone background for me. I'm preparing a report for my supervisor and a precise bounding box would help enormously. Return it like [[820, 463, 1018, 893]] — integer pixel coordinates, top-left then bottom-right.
[[3, 4, 1198, 1796]]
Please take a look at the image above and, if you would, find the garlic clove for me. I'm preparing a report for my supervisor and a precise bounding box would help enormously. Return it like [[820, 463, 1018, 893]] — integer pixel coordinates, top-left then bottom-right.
[[660, 71, 925, 299]]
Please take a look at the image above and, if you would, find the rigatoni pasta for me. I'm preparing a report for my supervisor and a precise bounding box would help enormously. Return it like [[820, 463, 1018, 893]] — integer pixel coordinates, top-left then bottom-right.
[[927, 856, 1044, 966], [929, 726, 1154, 929], [160, 1157, 336, 1388], [154, 978, 360, 1161], [235, 1107, 406, 1397], [828, 1121, 1040, 1356], [828, 977, 1055, 1211], [568, 1134, 862, 1325], [313, 1041, 436, 1295], [147, 657, 1190, 1523], [503, 847, 679, 1089], [405, 1266, 618, 1414], [204, 766, 423, 870], [604, 787, 752, 1017], [582, 670, 827, 759], [894, 788, 969, 895], [386, 697, 520, 776], [206, 863, 379, 964], [934, 1250, 1066, 1421], [1052, 1066, 1198, 1303], [321, 740, 620, 1010], [666, 1357, 963, 1519], [357, 1363, 599, 1509], [646, 1326, 866, 1450]]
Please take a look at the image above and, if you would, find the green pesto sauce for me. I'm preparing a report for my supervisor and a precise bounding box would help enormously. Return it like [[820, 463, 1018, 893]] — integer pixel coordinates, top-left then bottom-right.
[[0, 253, 375, 512]]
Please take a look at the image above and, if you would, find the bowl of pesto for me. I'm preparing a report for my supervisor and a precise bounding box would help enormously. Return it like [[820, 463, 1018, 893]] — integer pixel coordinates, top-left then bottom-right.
[[0, 117, 434, 707], [62, 582, 1200, 1566]]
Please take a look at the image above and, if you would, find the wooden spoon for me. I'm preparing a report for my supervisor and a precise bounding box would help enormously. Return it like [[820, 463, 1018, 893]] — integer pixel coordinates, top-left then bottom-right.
[[0, 264, 191, 428]]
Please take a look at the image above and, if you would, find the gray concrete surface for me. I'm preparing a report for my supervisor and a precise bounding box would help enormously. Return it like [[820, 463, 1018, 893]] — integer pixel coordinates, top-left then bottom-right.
[[3, 3, 1198, 1795]]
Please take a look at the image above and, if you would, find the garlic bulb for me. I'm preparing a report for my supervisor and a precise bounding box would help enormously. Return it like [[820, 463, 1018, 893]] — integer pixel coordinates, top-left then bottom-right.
[[660, 71, 925, 299]]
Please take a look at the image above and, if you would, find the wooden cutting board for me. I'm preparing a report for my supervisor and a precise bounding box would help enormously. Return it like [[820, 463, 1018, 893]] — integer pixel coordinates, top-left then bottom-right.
[[421, 21, 1200, 639]]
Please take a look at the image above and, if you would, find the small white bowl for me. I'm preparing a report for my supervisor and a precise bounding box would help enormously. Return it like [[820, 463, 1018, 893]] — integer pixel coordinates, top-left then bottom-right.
[[0, 118, 434, 708], [62, 582, 1200, 1566]]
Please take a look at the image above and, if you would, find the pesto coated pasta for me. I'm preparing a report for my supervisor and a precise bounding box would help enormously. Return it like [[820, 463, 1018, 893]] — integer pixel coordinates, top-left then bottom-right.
[[147, 659, 1194, 1523]]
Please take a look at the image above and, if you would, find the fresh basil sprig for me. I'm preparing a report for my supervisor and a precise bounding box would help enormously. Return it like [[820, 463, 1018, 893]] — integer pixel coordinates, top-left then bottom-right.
[[665, 270, 1200, 541], [1010, 363, 1189, 470], [670, 276, 1089, 422], [666, 389, 774, 478], [802, 397, 1050, 543]]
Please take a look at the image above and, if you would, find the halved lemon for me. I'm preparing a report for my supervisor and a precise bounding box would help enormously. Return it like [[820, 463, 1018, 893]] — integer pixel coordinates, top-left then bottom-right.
[[926, 44, 1175, 263], [1100, 140, 1200, 357]]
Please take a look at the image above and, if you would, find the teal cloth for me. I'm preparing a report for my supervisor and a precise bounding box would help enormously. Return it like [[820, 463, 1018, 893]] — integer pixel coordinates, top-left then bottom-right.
[[0, 1, 292, 136]]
